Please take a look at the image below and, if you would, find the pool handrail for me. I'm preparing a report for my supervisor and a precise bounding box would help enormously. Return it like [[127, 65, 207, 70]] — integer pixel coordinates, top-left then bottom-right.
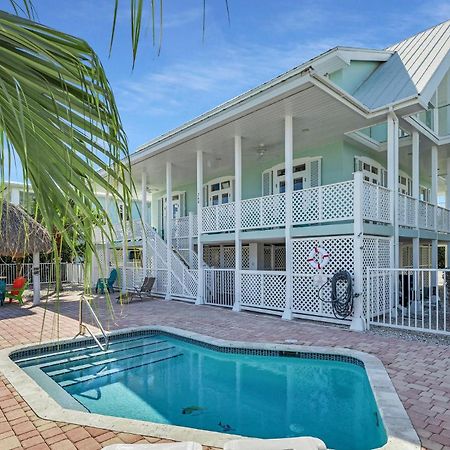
[[75, 295, 109, 351]]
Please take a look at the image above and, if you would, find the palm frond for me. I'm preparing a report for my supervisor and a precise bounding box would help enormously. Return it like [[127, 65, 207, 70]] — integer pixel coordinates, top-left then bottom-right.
[[0, 11, 133, 262]]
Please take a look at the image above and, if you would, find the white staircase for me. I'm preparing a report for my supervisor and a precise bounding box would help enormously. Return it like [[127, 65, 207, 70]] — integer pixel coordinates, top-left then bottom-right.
[[144, 226, 198, 301]]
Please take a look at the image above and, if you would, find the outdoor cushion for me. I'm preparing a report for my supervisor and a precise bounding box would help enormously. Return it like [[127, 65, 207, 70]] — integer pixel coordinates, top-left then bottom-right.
[[224, 437, 327, 450], [103, 443, 202, 450]]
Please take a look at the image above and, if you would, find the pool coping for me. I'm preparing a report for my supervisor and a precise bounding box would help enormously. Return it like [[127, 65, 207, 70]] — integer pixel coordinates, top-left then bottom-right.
[[0, 325, 420, 449]]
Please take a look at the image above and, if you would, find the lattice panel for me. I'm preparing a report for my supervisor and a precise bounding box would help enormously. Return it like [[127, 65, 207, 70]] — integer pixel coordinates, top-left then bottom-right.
[[241, 198, 262, 229], [292, 275, 321, 315], [240, 273, 262, 307], [274, 246, 286, 270], [262, 194, 286, 226], [362, 236, 392, 270], [262, 273, 286, 310], [264, 246, 272, 270], [292, 236, 354, 275], [322, 181, 354, 221], [362, 183, 391, 223], [242, 246, 250, 270], [400, 244, 412, 268], [223, 246, 236, 268], [292, 189, 319, 224]]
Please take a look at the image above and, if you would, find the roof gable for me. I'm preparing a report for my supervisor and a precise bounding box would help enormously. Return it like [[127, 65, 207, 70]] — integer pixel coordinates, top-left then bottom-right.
[[352, 20, 450, 109]]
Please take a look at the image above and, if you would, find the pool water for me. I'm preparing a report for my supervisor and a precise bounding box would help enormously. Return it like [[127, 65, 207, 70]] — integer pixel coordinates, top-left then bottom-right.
[[17, 333, 387, 450]]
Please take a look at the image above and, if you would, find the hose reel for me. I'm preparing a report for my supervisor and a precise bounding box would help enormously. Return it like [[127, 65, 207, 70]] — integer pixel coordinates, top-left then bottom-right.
[[319, 270, 355, 320]]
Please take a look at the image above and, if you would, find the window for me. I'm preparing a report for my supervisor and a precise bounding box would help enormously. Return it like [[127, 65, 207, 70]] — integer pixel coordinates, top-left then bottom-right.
[[205, 177, 234, 206]]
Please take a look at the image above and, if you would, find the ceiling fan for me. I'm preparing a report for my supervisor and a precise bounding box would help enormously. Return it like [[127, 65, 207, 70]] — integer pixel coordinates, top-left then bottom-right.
[[255, 143, 273, 160]]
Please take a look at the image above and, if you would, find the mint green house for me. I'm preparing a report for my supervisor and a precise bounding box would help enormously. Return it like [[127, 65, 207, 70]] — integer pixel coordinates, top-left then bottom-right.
[[97, 21, 450, 334]]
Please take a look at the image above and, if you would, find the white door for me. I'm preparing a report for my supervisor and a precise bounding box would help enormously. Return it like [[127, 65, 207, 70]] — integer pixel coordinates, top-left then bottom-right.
[[159, 192, 185, 237]]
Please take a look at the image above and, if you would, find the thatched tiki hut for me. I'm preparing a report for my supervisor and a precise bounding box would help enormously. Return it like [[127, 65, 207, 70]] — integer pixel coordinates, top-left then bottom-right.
[[0, 201, 51, 305]]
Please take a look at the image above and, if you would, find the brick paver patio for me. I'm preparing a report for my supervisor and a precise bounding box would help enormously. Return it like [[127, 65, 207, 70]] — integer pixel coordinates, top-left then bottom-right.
[[0, 290, 449, 450]]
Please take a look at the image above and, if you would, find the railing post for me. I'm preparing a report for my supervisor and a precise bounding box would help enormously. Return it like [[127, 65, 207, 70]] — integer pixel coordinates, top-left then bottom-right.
[[351, 171, 365, 331]]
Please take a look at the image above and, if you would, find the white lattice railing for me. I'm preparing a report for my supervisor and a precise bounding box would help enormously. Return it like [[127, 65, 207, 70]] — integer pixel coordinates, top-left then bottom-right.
[[362, 182, 391, 223], [418, 201, 435, 230], [202, 203, 236, 233], [398, 193, 417, 227], [437, 206, 450, 233], [240, 270, 286, 311], [293, 180, 355, 224], [241, 194, 286, 229]]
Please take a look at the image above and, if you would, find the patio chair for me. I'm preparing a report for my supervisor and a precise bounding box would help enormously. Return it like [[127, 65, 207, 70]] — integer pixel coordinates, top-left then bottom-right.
[[8, 277, 29, 306], [118, 276, 155, 303], [95, 268, 118, 294], [224, 437, 326, 450]]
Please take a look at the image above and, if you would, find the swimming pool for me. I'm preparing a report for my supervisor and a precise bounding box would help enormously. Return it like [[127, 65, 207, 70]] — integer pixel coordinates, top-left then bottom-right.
[[11, 329, 387, 450]]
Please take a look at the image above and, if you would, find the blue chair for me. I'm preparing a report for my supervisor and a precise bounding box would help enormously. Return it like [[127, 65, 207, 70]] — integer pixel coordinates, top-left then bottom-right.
[[95, 269, 118, 294]]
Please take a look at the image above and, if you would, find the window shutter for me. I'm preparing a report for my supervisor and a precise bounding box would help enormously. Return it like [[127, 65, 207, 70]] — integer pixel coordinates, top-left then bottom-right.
[[309, 159, 321, 187], [262, 170, 272, 195], [203, 185, 208, 207], [231, 178, 236, 202], [179, 192, 186, 216]]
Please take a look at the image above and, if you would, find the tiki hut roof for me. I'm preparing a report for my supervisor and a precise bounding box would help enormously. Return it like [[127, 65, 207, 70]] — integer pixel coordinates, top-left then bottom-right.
[[0, 202, 51, 257]]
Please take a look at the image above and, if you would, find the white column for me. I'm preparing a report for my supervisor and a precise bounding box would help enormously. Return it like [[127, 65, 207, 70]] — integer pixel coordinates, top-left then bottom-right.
[[195, 150, 204, 305], [446, 157, 450, 209], [165, 162, 172, 300], [446, 156, 450, 267], [233, 135, 242, 312], [32, 252, 40, 306], [431, 145, 438, 298], [282, 115, 293, 320], [387, 112, 400, 269], [350, 171, 365, 331], [141, 172, 148, 275], [412, 131, 420, 269]]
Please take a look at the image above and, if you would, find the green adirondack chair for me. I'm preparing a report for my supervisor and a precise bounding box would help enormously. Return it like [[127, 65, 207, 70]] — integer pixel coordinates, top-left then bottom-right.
[[8, 277, 29, 305]]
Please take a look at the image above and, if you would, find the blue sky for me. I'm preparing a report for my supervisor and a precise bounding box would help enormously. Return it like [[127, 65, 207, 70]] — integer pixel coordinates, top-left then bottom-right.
[[13, 1, 450, 155]]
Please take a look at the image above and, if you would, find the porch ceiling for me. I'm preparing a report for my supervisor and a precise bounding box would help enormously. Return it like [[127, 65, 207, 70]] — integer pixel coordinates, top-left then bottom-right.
[[131, 84, 380, 192]]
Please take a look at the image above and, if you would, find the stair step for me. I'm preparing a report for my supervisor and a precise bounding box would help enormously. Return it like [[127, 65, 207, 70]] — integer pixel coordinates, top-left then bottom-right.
[[50, 345, 176, 381], [16, 335, 158, 367], [61, 352, 184, 388], [42, 339, 167, 374]]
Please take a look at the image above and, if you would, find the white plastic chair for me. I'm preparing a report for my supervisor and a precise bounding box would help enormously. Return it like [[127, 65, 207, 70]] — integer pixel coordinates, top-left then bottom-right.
[[103, 443, 202, 450], [224, 437, 327, 450]]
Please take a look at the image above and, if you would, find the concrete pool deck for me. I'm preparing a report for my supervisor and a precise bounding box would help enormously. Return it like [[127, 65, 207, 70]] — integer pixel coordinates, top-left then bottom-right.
[[0, 290, 448, 450]]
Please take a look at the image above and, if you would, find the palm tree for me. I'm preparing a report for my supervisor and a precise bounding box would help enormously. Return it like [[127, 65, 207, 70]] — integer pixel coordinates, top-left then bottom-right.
[[0, 1, 134, 274]]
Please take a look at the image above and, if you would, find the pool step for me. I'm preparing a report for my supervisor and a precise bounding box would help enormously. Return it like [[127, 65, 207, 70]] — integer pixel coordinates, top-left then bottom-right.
[[41, 339, 168, 374], [59, 351, 184, 388], [49, 345, 176, 381], [16, 335, 163, 367]]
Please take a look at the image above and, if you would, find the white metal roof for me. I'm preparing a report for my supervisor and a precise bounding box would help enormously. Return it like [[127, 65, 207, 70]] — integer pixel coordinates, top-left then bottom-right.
[[354, 20, 450, 109]]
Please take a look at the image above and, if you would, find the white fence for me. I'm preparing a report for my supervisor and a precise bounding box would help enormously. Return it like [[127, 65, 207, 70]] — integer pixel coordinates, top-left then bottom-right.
[[367, 268, 449, 335], [0, 262, 84, 286]]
